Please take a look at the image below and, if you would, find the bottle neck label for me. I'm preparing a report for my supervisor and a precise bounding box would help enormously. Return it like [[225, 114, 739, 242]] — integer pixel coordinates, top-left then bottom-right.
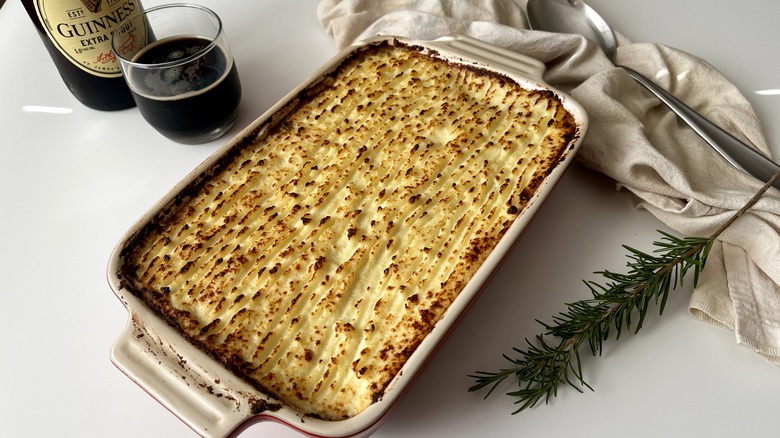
[[34, 0, 141, 78]]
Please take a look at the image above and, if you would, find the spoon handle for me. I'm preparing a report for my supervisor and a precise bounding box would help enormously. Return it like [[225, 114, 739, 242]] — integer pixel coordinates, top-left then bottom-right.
[[618, 64, 780, 189]]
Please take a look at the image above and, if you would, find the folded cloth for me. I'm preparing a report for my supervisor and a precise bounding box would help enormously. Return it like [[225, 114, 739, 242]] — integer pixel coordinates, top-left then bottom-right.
[[316, 0, 780, 363]]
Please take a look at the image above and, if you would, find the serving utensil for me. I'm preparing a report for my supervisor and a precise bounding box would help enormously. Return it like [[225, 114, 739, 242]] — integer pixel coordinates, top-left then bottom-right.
[[526, 0, 780, 188]]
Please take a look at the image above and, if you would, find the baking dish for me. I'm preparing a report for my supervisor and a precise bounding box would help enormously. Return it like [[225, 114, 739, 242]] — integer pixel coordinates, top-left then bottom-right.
[[108, 34, 588, 437]]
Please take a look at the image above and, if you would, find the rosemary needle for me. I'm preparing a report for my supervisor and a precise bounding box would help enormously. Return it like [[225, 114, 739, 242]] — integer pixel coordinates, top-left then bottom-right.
[[468, 170, 780, 413]]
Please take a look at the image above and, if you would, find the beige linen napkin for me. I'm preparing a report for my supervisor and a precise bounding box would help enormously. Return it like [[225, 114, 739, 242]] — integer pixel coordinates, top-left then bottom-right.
[[317, 0, 780, 363]]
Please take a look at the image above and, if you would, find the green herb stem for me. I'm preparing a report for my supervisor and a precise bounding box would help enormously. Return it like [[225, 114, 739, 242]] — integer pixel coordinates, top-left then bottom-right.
[[468, 170, 780, 413]]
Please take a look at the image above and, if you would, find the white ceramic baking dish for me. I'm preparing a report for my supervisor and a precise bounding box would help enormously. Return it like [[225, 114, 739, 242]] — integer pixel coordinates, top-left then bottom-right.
[[107, 34, 588, 438]]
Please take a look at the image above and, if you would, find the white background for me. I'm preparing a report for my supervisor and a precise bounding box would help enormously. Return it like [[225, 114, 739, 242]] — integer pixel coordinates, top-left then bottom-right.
[[1, 0, 779, 437]]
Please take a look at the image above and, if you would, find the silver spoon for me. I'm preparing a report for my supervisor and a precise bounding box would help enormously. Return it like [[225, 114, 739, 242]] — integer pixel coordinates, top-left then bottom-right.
[[526, 0, 780, 188]]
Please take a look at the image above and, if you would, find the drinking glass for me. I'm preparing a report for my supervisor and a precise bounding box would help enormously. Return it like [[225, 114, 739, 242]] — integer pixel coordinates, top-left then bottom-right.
[[112, 4, 242, 144]]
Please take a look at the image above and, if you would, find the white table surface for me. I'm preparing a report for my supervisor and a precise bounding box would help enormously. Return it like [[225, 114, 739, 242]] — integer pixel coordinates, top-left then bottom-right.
[[2, 0, 779, 437]]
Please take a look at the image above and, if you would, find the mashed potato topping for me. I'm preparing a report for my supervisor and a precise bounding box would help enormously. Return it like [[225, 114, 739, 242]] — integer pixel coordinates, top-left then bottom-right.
[[118, 41, 578, 420]]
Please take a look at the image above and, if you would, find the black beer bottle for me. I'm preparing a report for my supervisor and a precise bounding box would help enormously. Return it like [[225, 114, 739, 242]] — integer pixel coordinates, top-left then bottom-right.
[[21, 0, 143, 111]]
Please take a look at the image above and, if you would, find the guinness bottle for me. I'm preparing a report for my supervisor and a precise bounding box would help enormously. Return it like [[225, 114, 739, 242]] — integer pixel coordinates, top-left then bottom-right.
[[22, 0, 143, 111]]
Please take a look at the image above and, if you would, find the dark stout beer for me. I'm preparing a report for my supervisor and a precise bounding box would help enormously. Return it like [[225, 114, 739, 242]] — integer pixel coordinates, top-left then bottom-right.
[[129, 35, 241, 143]]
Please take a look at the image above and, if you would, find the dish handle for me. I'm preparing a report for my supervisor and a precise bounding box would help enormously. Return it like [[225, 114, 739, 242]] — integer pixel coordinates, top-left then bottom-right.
[[110, 312, 252, 438]]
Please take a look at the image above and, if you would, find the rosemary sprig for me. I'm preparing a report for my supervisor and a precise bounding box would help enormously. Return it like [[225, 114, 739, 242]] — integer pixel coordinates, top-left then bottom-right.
[[468, 171, 780, 413]]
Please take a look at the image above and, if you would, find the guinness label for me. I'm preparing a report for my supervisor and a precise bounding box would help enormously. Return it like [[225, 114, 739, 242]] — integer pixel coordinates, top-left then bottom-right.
[[80, 0, 101, 14], [34, 0, 141, 78]]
